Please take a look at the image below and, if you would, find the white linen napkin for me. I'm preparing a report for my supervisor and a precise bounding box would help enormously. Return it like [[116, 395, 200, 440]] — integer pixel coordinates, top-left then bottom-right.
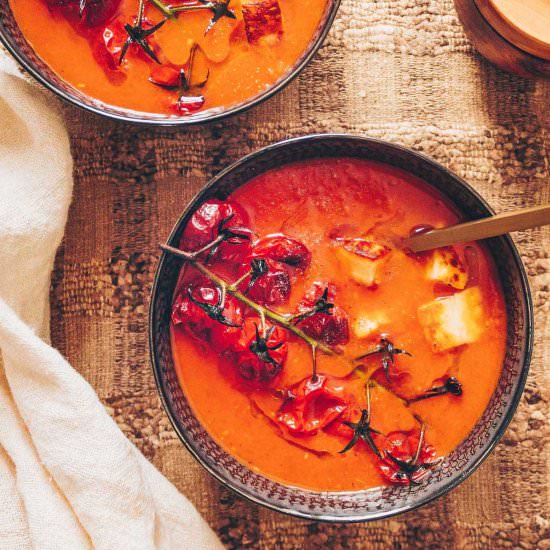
[[0, 51, 222, 550]]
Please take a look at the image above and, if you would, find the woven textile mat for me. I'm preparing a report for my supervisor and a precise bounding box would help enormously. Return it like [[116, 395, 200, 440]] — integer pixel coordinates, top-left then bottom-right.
[[51, 0, 549, 547]]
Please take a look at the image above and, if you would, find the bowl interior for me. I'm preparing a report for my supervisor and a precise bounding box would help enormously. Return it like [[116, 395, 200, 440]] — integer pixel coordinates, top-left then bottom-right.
[[0, 0, 339, 124], [150, 135, 532, 521]]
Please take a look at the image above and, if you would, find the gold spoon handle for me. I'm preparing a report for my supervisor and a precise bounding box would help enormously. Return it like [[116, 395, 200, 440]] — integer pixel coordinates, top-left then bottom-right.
[[405, 204, 550, 253]]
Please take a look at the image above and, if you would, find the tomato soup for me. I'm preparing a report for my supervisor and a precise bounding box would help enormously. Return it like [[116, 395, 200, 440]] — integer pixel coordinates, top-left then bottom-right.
[[169, 158, 506, 491], [9, 0, 328, 115]]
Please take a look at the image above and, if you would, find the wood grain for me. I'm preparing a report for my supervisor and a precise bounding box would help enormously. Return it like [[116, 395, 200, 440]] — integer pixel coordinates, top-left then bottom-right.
[[477, 0, 550, 59], [455, 0, 550, 77], [49, 1, 550, 548]]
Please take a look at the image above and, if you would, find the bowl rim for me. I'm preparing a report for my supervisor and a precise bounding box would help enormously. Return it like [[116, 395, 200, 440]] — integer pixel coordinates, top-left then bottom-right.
[[0, 0, 340, 126], [149, 133, 534, 522]]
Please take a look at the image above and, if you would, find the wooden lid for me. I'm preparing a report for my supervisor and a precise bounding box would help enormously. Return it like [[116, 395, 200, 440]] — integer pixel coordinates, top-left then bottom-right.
[[475, 0, 550, 60]]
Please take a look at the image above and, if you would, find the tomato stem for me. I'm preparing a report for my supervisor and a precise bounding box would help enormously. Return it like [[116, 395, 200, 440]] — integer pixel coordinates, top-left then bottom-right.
[[149, 0, 177, 18], [161, 243, 334, 355], [169, 3, 213, 13]]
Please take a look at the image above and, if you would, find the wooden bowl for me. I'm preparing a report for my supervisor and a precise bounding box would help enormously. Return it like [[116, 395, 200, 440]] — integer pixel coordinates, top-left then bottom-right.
[[455, 0, 550, 78]]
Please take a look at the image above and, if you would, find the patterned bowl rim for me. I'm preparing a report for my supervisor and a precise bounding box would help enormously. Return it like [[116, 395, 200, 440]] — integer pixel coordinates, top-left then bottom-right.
[[0, 0, 340, 126], [149, 134, 534, 522]]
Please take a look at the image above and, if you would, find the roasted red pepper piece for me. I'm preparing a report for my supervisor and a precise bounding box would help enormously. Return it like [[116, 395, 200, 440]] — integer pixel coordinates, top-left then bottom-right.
[[277, 375, 350, 436], [45, 0, 121, 27], [295, 282, 350, 346], [180, 199, 252, 263], [378, 430, 439, 485], [230, 317, 287, 384], [252, 234, 311, 271], [171, 278, 243, 345], [242, 0, 283, 45]]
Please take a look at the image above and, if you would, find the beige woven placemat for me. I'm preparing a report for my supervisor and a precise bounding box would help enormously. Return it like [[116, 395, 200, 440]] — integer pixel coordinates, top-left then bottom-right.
[[50, 0, 549, 547]]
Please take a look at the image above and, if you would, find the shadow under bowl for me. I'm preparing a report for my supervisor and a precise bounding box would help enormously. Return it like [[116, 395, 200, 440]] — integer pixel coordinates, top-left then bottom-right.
[[149, 134, 533, 522], [0, 0, 340, 125]]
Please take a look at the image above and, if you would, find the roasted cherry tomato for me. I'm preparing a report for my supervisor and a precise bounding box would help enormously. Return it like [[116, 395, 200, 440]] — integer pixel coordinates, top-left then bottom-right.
[[99, 15, 162, 70], [378, 430, 439, 485], [149, 47, 208, 116], [242, 259, 291, 306], [252, 234, 311, 271], [230, 318, 287, 384], [46, 0, 121, 27], [173, 94, 205, 115], [180, 199, 252, 263], [277, 375, 350, 436], [325, 401, 364, 440], [295, 282, 350, 346], [171, 278, 243, 345]]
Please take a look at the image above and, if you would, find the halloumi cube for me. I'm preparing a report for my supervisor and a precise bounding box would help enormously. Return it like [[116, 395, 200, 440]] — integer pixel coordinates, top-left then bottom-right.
[[417, 287, 484, 352], [352, 311, 389, 339], [426, 247, 467, 290], [336, 238, 390, 288]]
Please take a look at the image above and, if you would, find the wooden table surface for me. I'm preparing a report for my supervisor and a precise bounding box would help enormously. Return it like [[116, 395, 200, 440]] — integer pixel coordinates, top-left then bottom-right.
[[51, 1, 549, 547]]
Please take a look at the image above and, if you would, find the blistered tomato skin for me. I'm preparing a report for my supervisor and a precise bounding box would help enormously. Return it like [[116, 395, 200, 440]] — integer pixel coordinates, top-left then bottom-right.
[[277, 375, 349, 436], [180, 199, 252, 263], [100, 16, 163, 70], [243, 261, 291, 306], [209, 297, 244, 350], [252, 234, 311, 271], [46, 0, 121, 27], [378, 431, 439, 485], [296, 282, 350, 346], [173, 95, 205, 115], [171, 279, 243, 344], [231, 318, 288, 384]]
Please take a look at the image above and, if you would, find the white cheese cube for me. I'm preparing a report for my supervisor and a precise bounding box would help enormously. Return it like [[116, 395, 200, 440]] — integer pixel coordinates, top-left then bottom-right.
[[336, 239, 390, 288], [352, 312, 389, 339], [425, 247, 467, 290], [417, 287, 484, 352]]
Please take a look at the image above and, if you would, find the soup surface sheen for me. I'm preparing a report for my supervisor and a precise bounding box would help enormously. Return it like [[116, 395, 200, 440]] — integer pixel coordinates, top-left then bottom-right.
[[10, 0, 327, 115], [171, 158, 506, 491]]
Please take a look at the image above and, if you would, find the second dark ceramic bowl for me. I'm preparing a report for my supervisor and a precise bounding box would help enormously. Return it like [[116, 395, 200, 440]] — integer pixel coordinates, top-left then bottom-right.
[[149, 134, 533, 521], [0, 0, 340, 125]]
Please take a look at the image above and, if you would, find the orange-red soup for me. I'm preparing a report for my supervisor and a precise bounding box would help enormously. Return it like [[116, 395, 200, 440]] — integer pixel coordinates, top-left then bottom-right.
[[10, 0, 328, 115], [171, 158, 506, 491]]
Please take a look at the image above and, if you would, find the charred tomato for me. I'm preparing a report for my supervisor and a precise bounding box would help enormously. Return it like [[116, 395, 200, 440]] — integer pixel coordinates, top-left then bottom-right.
[[252, 234, 311, 271], [171, 278, 243, 345], [45, 0, 121, 27], [378, 430, 440, 485], [99, 15, 163, 70], [231, 318, 287, 384], [180, 199, 252, 263], [277, 375, 350, 436], [240, 259, 291, 306], [294, 282, 350, 347]]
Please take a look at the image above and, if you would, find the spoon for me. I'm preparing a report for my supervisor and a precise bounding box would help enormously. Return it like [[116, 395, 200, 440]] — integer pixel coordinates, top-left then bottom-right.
[[405, 204, 550, 253]]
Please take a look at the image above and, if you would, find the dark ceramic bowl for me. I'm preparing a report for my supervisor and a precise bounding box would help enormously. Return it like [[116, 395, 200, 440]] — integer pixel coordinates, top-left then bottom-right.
[[0, 1, 339, 125], [149, 134, 533, 521]]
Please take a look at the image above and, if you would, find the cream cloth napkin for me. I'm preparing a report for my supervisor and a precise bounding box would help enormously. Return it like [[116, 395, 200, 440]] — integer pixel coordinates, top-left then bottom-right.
[[0, 52, 222, 550]]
